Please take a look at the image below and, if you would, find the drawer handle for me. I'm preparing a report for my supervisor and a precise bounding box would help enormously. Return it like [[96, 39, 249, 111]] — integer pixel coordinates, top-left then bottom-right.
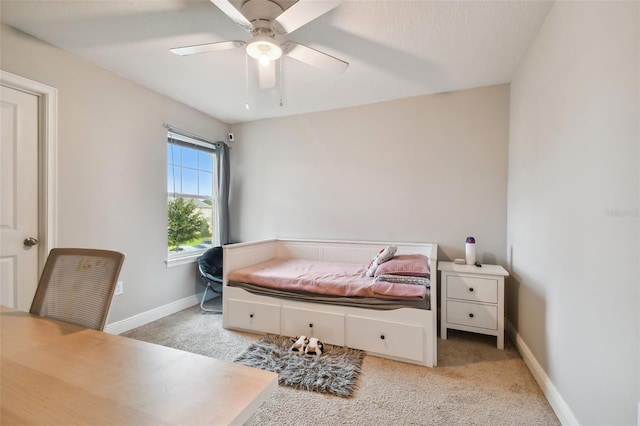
[[249, 314, 254, 318], [380, 334, 385, 340], [469, 313, 474, 318], [469, 287, 474, 292], [309, 323, 313, 328]]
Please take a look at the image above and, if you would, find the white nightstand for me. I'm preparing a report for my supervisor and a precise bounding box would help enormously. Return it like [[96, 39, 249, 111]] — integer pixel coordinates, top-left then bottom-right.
[[438, 261, 509, 349]]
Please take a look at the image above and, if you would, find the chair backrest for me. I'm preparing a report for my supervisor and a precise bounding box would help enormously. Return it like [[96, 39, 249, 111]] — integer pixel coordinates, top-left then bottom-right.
[[30, 248, 125, 331], [198, 246, 223, 280]]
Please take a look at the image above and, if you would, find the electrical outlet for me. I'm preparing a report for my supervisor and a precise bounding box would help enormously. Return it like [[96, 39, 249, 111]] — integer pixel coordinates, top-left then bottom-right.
[[114, 281, 124, 296]]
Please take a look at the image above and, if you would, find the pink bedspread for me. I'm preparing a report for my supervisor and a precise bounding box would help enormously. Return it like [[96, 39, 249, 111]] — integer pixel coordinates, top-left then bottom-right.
[[227, 258, 426, 300]]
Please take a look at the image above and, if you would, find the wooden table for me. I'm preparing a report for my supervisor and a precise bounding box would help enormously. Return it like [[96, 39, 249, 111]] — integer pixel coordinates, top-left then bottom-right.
[[0, 306, 278, 425]]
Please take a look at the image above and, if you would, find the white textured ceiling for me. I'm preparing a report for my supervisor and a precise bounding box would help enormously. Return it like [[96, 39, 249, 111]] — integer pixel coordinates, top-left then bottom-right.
[[0, 0, 553, 124]]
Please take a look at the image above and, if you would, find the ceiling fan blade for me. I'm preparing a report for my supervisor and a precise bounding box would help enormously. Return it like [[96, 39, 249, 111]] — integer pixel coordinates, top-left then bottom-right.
[[273, 0, 341, 35], [258, 60, 277, 89], [283, 41, 348, 75], [211, 0, 253, 32], [170, 40, 245, 56]]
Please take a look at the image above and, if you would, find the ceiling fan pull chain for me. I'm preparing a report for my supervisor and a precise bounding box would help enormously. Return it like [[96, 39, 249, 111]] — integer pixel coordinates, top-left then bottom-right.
[[279, 57, 283, 107], [245, 54, 250, 110]]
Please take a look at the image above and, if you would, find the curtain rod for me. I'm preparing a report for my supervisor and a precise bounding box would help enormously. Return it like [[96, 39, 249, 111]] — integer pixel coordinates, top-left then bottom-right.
[[163, 124, 224, 147]]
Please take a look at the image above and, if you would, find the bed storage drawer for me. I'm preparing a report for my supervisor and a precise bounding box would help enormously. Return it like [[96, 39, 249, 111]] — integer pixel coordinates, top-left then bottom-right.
[[446, 300, 498, 330], [226, 298, 281, 334], [446, 275, 498, 303], [281, 307, 345, 346], [345, 315, 424, 363]]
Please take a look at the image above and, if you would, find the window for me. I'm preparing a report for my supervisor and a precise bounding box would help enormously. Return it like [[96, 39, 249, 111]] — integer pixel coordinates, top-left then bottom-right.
[[167, 131, 219, 263]]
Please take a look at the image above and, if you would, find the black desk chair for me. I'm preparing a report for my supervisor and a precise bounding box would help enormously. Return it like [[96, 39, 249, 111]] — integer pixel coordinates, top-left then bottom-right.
[[197, 246, 223, 313]]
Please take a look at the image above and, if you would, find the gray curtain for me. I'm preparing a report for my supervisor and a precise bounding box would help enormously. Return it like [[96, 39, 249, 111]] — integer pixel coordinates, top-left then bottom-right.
[[216, 142, 230, 245]]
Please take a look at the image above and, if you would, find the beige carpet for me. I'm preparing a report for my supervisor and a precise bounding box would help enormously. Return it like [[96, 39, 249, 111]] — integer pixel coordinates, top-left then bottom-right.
[[123, 300, 559, 425]]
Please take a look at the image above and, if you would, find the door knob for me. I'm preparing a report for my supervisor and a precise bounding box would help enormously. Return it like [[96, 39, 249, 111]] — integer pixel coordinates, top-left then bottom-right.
[[23, 237, 38, 247]]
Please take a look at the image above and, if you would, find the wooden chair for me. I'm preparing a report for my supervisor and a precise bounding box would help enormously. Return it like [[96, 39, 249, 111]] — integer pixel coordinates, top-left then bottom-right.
[[30, 248, 125, 331]]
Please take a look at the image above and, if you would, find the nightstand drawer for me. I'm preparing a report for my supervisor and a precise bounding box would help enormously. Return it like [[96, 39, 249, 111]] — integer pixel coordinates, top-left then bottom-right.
[[446, 300, 498, 330], [446, 275, 498, 303]]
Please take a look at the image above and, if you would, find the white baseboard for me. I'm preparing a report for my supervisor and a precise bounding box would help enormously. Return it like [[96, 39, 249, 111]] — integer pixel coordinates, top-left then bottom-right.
[[105, 295, 199, 335], [506, 320, 579, 425]]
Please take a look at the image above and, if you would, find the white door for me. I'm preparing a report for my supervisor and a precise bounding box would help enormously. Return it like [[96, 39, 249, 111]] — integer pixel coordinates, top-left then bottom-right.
[[0, 85, 40, 311]]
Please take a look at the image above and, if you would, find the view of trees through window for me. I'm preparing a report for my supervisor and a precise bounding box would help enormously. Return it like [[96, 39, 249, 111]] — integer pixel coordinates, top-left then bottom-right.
[[167, 140, 218, 255]]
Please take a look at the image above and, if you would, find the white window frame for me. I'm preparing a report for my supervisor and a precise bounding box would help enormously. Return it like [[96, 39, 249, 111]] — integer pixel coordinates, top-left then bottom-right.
[[165, 130, 219, 267]]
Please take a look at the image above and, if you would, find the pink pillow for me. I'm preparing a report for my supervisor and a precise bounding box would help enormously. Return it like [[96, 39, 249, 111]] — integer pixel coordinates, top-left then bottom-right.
[[374, 254, 430, 277]]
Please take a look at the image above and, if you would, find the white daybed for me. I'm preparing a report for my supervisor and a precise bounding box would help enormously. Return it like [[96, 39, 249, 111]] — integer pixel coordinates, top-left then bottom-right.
[[222, 239, 438, 367]]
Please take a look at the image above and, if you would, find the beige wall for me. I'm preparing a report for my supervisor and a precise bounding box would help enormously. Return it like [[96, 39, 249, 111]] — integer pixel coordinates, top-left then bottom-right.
[[508, 1, 639, 424], [0, 24, 229, 324], [230, 85, 510, 265]]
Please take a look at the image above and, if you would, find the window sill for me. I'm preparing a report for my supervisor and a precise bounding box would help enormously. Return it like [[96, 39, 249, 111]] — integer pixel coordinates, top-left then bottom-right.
[[165, 253, 201, 268]]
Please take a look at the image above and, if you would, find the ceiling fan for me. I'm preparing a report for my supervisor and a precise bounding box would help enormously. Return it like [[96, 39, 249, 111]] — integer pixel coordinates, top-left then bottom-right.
[[170, 0, 349, 89]]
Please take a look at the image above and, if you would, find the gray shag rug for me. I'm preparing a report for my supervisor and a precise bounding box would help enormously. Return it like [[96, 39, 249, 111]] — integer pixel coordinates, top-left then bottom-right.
[[234, 334, 365, 398]]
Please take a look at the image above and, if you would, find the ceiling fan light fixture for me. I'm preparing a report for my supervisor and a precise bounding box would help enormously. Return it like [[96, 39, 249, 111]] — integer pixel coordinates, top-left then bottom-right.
[[246, 34, 282, 65]]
